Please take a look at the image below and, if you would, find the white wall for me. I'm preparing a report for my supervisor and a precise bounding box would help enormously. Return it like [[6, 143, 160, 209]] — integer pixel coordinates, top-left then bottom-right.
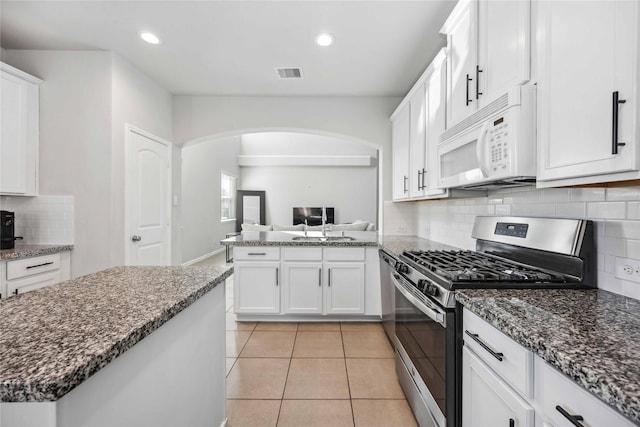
[[4, 50, 174, 276], [408, 186, 640, 300], [3, 50, 113, 277], [172, 95, 400, 201], [239, 132, 378, 226], [110, 55, 176, 265], [181, 136, 240, 263]]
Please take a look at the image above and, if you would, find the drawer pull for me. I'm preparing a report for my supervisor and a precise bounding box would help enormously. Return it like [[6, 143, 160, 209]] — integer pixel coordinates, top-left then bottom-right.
[[247, 252, 267, 256], [275, 268, 279, 286], [13, 289, 18, 295], [26, 261, 54, 269], [465, 330, 504, 361], [509, 418, 514, 427], [555, 405, 585, 427]]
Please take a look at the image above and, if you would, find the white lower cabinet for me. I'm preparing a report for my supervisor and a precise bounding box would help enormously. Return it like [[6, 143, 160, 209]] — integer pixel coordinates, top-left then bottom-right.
[[1, 251, 71, 298], [463, 346, 534, 427], [323, 262, 365, 314], [282, 262, 323, 314], [234, 262, 280, 314], [234, 245, 374, 317], [462, 308, 636, 427]]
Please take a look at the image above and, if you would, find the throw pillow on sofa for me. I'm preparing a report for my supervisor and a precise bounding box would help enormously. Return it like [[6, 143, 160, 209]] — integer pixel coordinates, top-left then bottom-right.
[[273, 224, 305, 231], [241, 223, 273, 231]]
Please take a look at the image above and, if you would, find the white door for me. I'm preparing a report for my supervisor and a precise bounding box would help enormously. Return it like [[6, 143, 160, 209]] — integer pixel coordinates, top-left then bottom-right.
[[409, 83, 427, 199], [324, 263, 365, 314], [443, 0, 477, 129], [282, 262, 323, 314], [126, 125, 172, 265], [537, 0, 638, 182], [462, 347, 534, 427], [392, 103, 411, 201]]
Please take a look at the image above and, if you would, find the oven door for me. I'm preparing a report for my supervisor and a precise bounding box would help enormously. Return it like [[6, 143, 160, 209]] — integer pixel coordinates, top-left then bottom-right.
[[393, 272, 457, 427]]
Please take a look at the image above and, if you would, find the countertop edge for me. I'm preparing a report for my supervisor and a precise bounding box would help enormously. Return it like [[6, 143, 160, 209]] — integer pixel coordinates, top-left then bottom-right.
[[455, 290, 639, 424], [0, 244, 74, 260], [0, 266, 233, 402]]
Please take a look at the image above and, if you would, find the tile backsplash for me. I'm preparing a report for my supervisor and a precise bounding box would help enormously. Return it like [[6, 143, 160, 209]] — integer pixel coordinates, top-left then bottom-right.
[[0, 195, 74, 244], [408, 186, 640, 301]]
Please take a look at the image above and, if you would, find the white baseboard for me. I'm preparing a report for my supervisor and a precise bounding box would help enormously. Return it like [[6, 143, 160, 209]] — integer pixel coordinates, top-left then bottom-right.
[[182, 247, 225, 266]]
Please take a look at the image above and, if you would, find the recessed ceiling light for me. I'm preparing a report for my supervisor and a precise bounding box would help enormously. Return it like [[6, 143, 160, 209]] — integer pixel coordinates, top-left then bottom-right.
[[315, 33, 334, 47], [140, 32, 161, 45]]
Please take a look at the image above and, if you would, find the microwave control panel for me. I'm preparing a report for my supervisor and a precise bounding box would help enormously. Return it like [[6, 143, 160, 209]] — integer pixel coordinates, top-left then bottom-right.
[[487, 116, 510, 172]]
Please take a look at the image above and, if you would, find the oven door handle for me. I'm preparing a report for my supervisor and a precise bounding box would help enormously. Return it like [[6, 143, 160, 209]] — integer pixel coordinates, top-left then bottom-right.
[[392, 273, 446, 326]]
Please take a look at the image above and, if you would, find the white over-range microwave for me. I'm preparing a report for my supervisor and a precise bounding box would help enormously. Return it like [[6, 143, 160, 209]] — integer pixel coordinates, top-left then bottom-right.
[[437, 85, 536, 190]]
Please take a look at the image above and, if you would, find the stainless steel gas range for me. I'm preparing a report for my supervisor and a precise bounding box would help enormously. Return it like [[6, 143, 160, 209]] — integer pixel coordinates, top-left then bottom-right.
[[379, 216, 596, 427]]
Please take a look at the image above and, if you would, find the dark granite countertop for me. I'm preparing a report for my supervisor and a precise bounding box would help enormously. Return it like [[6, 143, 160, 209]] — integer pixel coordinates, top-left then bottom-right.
[[456, 289, 640, 424], [221, 230, 379, 246], [0, 265, 232, 402], [0, 244, 74, 260]]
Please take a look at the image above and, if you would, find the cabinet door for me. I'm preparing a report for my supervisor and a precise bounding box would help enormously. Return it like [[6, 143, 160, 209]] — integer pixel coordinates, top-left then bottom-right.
[[0, 67, 40, 196], [324, 263, 365, 314], [537, 0, 639, 182], [282, 262, 323, 314], [409, 83, 427, 199], [443, 0, 477, 129], [425, 54, 448, 197], [477, 0, 530, 107], [234, 262, 280, 314], [462, 346, 534, 427], [392, 103, 411, 201], [7, 270, 61, 297]]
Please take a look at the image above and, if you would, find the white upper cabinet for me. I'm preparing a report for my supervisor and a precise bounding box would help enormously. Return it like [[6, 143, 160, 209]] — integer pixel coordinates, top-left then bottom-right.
[[441, 0, 531, 129], [409, 83, 427, 199], [536, 0, 640, 186], [391, 103, 411, 201], [0, 62, 43, 196], [424, 53, 448, 197]]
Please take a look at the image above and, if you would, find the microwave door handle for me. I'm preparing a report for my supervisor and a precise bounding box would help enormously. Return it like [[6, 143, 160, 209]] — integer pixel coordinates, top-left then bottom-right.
[[476, 123, 491, 178]]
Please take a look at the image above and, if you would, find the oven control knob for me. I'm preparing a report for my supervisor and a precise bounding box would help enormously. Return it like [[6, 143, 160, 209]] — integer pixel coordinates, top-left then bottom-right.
[[424, 284, 439, 297], [395, 263, 409, 274]]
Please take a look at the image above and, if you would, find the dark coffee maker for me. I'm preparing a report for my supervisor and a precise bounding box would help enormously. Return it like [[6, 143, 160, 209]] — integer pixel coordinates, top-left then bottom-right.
[[1, 211, 21, 249]]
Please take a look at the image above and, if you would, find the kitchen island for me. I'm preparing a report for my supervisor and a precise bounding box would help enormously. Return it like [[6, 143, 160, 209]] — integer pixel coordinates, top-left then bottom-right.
[[222, 231, 380, 320], [0, 265, 232, 427]]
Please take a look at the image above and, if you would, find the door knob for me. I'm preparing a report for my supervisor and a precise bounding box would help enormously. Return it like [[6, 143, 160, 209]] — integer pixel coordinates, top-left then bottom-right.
[[131, 235, 142, 242]]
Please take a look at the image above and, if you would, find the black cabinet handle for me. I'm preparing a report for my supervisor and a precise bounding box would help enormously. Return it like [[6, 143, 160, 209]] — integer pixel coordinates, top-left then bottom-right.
[[328, 268, 332, 287], [421, 168, 426, 190], [465, 330, 504, 361], [13, 289, 18, 296], [509, 419, 515, 427], [248, 252, 267, 256], [403, 176, 408, 193], [612, 91, 627, 154], [417, 170, 423, 190], [555, 405, 585, 427], [476, 65, 483, 99], [26, 261, 54, 269], [275, 268, 279, 286], [465, 74, 473, 106], [318, 268, 322, 287]]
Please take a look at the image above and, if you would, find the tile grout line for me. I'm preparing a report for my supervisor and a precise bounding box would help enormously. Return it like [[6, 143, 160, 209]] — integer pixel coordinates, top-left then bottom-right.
[[275, 322, 298, 427]]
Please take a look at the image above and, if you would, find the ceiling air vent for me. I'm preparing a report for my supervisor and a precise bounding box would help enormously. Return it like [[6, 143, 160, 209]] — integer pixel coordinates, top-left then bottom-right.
[[276, 67, 303, 79]]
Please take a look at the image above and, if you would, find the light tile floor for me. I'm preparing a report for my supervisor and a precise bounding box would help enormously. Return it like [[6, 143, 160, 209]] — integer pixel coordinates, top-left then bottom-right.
[[196, 251, 418, 426]]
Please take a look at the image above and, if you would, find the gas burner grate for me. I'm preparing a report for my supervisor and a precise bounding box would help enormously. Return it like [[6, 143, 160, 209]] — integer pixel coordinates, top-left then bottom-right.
[[403, 250, 567, 283]]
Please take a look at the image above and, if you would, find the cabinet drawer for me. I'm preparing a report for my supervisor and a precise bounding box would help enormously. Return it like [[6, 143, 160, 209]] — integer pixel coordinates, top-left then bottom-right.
[[323, 247, 365, 261], [282, 247, 322, 261], [536, 356, 635, 427], [7, 253, 61, 280], [463, 309, 533, 398], [234, 246, 280, 261], [7, 270, 61, 296]]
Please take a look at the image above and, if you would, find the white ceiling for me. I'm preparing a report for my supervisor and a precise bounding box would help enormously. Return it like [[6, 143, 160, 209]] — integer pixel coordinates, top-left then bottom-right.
[[0, 1, 456, 97]]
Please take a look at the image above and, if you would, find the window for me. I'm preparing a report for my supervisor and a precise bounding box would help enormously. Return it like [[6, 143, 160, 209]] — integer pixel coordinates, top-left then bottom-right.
[[221, 172, 236, 222]]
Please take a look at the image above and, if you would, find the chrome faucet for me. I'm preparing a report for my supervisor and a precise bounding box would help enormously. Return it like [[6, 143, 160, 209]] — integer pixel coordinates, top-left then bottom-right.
[[321, 206, 327, 237]]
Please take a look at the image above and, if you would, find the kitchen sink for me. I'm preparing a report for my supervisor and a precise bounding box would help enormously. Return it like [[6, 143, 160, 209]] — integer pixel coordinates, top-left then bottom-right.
[[291, 236, 356, 242]]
